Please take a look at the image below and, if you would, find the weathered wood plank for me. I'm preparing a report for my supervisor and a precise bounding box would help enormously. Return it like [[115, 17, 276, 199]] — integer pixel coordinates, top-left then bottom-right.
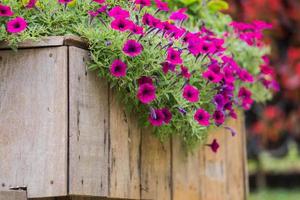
[[140, 129, 171, 200], [0, 191, 27, 200], [0, 47, 68, 198], [68, 46, 109, 197], [171, 137, 203, 200], [201, 126, 227, 200], [225, 112, 247, 200], [0, 36, 88, 50], [108, 90, 141, 199]]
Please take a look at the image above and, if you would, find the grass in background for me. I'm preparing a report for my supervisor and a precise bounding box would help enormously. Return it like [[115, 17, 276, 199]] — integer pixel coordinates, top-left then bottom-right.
[[249, 189, 300, 200]]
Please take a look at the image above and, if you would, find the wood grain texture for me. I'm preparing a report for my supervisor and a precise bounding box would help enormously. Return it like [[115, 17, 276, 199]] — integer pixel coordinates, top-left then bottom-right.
[[140, 129, 172, 200], [68, 46, 109, 197], [0, 191, 27, 200], [201, 127, 227, 200], [108, 90, 141, 199], [171, 138, 203, 200], [0, 47, 68, 198], [0, 36, 88, 50], [225, 112, 247, 200]]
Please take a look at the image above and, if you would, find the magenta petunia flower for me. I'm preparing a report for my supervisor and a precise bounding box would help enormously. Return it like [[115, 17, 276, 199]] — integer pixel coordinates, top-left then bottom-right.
[[167, 47, 182, 65], [6, 17, 27, 34], [180, 65, 191, 79], [88, 5, 107, 17], [238, 87, 252, 99], [138, 76, 153, 86], [170, 8, 188, 22], [154, 0, 169, 12], [161, 108, 172, 124], [183, 85, 199, 103], [135, 0, 151, 7], [129, 24, 144, 35], [92, 0, 105, 4], [110, 59, 127, 78], [202, 70, 222, 83], [238, 69, 254, 83], [142, 13, 161, 28], [148, 109, 164, 126], [137, 83, 156, 104], [111, 18, 132, 32], [194, 109, 210, 126], [58, 0, 73, 4], [0, 4, 14, 17], [207, 139, 220, 153], [212, 110, 225, 126], [108, 6, 130, 19], [25, 0, 37, 8], [123, 40, 143, 57]]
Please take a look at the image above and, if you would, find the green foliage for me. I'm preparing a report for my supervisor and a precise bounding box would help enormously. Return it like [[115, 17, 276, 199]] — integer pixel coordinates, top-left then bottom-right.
[[0, 0, 272, 148]]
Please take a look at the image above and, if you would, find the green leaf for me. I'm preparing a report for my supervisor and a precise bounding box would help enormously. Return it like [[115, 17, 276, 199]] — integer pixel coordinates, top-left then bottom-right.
[[207, 0, 229, 12]]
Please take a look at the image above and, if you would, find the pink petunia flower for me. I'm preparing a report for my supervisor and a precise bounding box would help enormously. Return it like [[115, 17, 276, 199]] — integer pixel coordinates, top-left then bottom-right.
[[170, 8, 188, 22], [110, 59, 127, 77], [154, 0, 169, 12], [194, 109, 210, 126], [148, 109, 164, 126], [182, 85, 199, 103], [92, 0, 106, 4], [167, 47, 182, 65], [180, 65, 191, 79], [142, 13, 161, 28], [0, 4, 14, 16], [137, 83, 156, 104], [213, 94, 225, 110], [207, 139, 220, 153], [202, 70, 222, 83], [111, 18, 132, 32], [6, 17, 27, 34], [123, 40, 143, 57], [58, 0, 73, 4], [212, 110, 225, 126], [88, 5, 108, 17], [25, 0, 37, 8], [129, 23, 144, 35], [108, 6, 130, 19], [135, 0, 151, 7], [161, 108, 172, 124]]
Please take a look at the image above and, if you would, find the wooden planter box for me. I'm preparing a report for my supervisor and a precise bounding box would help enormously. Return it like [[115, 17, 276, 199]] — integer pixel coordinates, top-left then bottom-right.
[[0, 36, 247, 200]]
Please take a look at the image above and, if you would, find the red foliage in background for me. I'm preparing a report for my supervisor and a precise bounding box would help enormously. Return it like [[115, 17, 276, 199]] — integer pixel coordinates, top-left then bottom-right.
[[227, 0, 300, 147]]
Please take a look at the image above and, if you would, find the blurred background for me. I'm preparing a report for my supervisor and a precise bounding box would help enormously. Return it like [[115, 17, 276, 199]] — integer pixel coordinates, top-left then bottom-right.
[[169, 0, 300, 199]]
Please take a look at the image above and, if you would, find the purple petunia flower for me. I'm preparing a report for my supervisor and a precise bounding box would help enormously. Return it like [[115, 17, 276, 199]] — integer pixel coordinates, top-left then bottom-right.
[[194, 109, 210, 126], [110, 60, 127, 77], [161, 108, 172, 124], [148, 109, 164, 126], [213, 94, 225, 110], [207, 139, 220, 153], [212, 110, 225, 126], [129, 23, 144, 35], [108, 6, 130, 19], [92, 0, 105, 4], [0, 4, 14, 17], [138, 76, 153, 86], [178, 107, 187, 115], [25, 0, 37, 8], [167, 47, 183, 65], [123, 40, 143, 57], [137, 83, 156, 104], [162, 62, 176, 74], [183, 85, 200, 103], [6, 17, 27, 34]]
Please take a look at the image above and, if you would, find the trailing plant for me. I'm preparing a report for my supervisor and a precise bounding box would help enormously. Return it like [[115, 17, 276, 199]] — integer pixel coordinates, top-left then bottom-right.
[[0, 0, 277, 151]]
